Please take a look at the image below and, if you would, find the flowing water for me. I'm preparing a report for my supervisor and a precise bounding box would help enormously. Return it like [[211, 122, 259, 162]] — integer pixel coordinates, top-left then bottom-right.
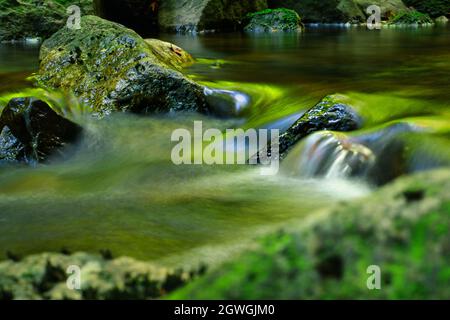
[[0, 26, 449, 268]]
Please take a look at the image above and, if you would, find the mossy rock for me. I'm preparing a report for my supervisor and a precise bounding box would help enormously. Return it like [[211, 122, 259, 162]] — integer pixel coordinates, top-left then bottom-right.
[[36, 15, 209, 117], [268, 0, 407, 23], [244, 8, 303, 32], [403, 0, 450, 18], [279, 94, 362, 157], [0, 0, 94, 42], [158, 0, 268, 33], [389, 9, 434, 25], [171, 169, 450, 299], [0, 251, 203, 300]]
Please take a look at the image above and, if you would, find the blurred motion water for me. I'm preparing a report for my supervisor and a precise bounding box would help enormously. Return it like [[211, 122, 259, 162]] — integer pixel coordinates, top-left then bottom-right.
[[0, 25, 449, 267]]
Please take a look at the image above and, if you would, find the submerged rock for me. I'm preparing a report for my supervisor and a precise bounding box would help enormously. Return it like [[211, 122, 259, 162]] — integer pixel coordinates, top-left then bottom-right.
[[244, 8, 303, 32], [158, 0, 268, 33], [0, 252, 201, 300], [171, 168, 450, 299], [279, 94, 362, 157], [0, 97, 82, 164], [0, 0, 94, 42], [37, 15, 209, 117]]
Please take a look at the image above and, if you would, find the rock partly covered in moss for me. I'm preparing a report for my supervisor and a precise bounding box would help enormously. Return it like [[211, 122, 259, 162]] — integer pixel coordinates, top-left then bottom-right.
[[171, 169, 450, 299], [36, 15, 210, 117], [404, 0, 450, 19], [158, 0, 268, 33], [435, 16, 449, 24], [389, 9, 434, 25], [144, 39, 195, 71], [244, 8, 303, 32], [0, 252, 203, 300], [0, 97, 82, 164], [0, 0, 94, 42], [268, 0, 407, 23], [279, 94, 362, 157]]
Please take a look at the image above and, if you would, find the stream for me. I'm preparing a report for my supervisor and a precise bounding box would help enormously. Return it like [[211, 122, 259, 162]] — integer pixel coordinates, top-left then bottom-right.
[[0, 26, 449, 268]]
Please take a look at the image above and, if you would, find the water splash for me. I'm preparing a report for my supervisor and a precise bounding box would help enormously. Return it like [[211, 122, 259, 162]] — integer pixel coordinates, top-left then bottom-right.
[[282, 131, 375, 179]]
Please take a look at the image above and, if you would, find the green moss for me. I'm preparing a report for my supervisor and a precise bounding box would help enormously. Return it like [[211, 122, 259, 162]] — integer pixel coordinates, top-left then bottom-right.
[[389, 9, 434, 25], [244, 8, 303, 32], [0, 252, 205, 299], [0, 0, 94, 42], [170, 169, 450, 299], [403, 0, 450, 18]]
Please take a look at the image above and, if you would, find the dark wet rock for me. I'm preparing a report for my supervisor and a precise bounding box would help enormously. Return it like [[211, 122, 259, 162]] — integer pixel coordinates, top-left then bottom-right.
[[204, 88, 251, 118], [0, 252, 202, 300], [37, 15, 209, 117], [172, 169, 450, 299], [94, 0, 158, 37], [279, 94, 362, 158], [158, 0, 268, 33], [268, 0, 407, 23], [244, 8, 303, 32], [0, 97, 82, 164], [0, 0, 94, 42]]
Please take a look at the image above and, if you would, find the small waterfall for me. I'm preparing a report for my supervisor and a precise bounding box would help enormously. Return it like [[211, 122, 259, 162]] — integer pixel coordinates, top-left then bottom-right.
[[282, 131, 375, 179]]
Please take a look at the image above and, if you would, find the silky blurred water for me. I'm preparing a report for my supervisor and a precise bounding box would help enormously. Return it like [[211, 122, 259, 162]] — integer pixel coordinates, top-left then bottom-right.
[[0, 26, 449, 267]]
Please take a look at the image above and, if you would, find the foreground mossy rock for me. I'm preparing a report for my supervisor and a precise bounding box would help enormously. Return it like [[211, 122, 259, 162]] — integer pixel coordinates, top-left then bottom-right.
[[0, 0, 94, 42], [279, 94, 362, 157], [37, 16, 209, 117], [158, 0, 268, 32], [0, 252, 199, 299], [268, 0, 407, 23], [0, 97, 82, 164], [244, 8, 303, 32], [171, 169, 450, 299]]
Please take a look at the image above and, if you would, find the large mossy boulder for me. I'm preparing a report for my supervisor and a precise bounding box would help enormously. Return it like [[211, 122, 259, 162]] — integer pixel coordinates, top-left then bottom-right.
[[279, 94, 362, 157], [0, 0, 94, 42], [268, 0, 407, 23], [244, 8, 303, 32], [158, 0, 268, 32], [171, 169, 450, 299], [0, 97, 82, 164], [36, 15, 209, 117], [0, 252, 201, 299]]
